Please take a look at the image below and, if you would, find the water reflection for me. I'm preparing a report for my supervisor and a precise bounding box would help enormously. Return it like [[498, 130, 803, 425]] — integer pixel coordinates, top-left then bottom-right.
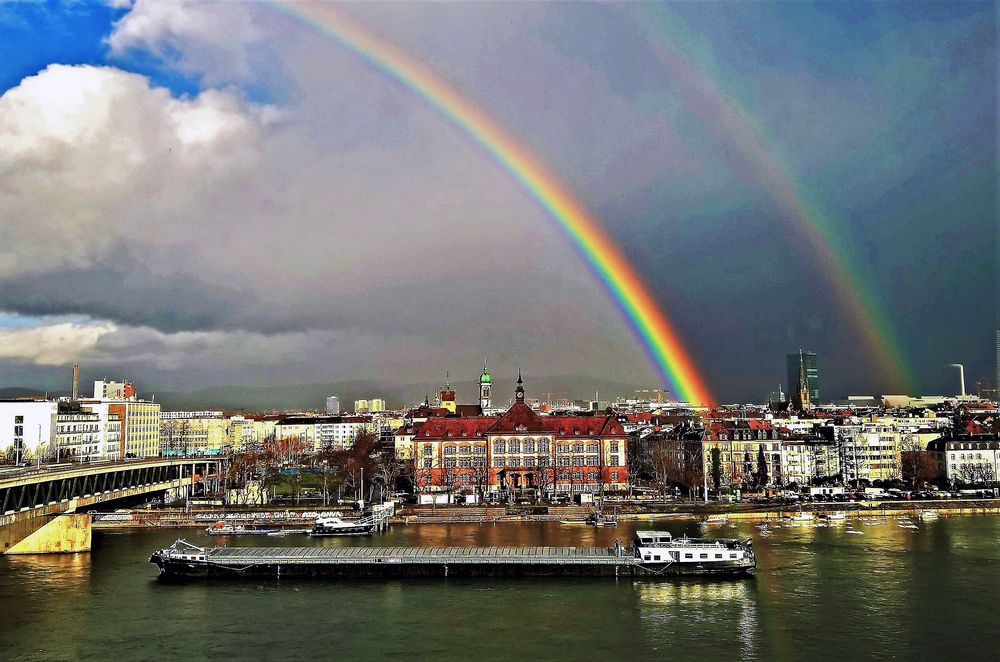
[[3, 552, 91, 593], [635, 579, 760, 659]]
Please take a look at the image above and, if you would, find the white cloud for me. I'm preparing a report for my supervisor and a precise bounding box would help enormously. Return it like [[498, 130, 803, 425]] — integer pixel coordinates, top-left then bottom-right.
[[0, 322, 116, 365], [107, 0, 264, 83], [0, 64, 267, 278]]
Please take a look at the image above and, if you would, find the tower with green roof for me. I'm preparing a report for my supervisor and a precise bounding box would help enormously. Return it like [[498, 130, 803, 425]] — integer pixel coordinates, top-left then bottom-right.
[[480, 358, 491, 411]]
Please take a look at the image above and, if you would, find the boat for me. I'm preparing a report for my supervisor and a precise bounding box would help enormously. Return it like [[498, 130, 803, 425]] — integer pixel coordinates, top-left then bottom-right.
[[920, 511, 940, 520], [631, 531, 755, 576], [149, 530, 755, 580], [587, 511, 618, 527], [787, 512, 814, 523], [309, 514, 376, 537], [821, 512, 847, 522], [204, 521, 277, 535], [705, 514, 729, 525]]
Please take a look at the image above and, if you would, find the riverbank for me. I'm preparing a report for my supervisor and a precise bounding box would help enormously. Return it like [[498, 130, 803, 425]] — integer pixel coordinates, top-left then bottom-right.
[[90, 499, 1000, 529]]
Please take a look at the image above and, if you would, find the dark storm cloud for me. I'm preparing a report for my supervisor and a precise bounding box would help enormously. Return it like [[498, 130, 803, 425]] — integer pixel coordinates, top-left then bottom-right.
[[0, 1, 994, 402]]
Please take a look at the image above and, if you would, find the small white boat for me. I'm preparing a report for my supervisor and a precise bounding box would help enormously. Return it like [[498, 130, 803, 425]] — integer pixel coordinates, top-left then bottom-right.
[[310, 514, 376, 537], [920, 511, 940, 520], [787, 512, 814, 523], [822, 512, 847, 522], [204, 521, 276, 535]]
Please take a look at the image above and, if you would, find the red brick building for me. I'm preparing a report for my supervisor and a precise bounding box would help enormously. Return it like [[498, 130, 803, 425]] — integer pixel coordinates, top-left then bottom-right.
[[412, 375, 627, 500]]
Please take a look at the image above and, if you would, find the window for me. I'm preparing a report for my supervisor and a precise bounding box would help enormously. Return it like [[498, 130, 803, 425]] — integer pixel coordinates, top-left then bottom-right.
[[474, 445, 486, 455], [586, 456, 599, 466], [715, 553, 722, 559], [423, 446, 433, 456], [494, 440, 504, 454], [612, 471, 620, 482], [609, 441, 619, 453], [700, 553, 708, 559], [494, 459, 503, 468], [444, 446, 456, 456], [586, 443, 599, 454], [586, 471, 597, 481], [684, 553, 693, 559], [422, 459, 432, 468], [573, 444, 584, 453], [444, 458, 457, 468], [525, 458, 536, 467], [523, 439, 534, 453], [538, 457, 549, 467], [573, 457, 585, 466], [538, 440, 549, 453], [509, 440, 520, 453]]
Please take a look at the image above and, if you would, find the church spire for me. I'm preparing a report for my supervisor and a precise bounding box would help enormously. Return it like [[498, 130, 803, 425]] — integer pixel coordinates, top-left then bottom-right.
[[515, 369, 525, 403]]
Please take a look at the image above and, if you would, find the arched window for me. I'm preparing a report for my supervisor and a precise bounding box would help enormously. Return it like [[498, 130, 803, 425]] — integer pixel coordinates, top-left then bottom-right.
[[523, 438, 535, 453], [509, 439, 521, 453], [494, 440, 505, 454]]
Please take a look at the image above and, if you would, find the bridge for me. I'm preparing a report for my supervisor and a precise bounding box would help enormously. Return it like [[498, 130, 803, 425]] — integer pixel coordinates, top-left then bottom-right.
[[0, 457, 223, 554]]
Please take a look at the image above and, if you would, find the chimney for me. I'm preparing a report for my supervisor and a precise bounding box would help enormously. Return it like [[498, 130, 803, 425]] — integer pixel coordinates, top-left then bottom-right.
[[72, 363, 79, 401]]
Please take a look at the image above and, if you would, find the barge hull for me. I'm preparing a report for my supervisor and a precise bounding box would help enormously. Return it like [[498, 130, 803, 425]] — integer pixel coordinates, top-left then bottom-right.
[[150, 544, 753, 580]]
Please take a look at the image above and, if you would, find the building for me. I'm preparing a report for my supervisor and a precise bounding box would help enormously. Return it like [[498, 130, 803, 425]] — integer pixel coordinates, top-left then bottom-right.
[[787, 350, 819, 408], [325, 396, 341, 415], [160, 411, 229, 455], [412, 374, 628, 501], [928, 437, 1000, 486], [93, 379, 136, 401], [0, 400, 57, 463], [480, 359, 492, 411], [107, 400, 161, 458], [274, 415, 378, 452], [354, 399, 386, 414], [55, 402, 101, 461]]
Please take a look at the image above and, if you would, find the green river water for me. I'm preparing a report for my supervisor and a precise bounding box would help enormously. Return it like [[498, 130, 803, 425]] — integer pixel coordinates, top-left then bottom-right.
[[1, 515, 998, 661]]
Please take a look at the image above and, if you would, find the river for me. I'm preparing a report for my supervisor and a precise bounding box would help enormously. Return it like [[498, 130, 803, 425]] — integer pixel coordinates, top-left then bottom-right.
[[2, 514, 998, 660]]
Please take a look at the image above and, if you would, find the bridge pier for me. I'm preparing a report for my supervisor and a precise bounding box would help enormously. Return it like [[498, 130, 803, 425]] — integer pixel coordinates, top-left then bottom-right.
[[1, 457, 224, 555], [4, 513, 91, 554]]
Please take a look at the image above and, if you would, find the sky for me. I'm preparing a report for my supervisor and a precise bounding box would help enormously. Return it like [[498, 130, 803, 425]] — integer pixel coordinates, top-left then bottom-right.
[[0, 0, 995, 404]]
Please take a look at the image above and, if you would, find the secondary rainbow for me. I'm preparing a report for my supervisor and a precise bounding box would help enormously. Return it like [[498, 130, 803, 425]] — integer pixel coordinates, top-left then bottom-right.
[[273, 3, 715, 405], [631, 6, 913, 392]]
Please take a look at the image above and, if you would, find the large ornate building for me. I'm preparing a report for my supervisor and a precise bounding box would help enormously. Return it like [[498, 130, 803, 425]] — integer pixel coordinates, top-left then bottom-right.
[[412, 374, 628, 499]]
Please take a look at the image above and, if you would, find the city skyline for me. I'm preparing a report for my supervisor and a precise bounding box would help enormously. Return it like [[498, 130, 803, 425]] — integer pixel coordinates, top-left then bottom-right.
[[0, 1, 995, 403]]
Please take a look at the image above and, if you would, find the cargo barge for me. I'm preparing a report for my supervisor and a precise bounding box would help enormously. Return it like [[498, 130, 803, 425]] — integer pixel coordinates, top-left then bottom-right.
[[149, 531, 755, 580]]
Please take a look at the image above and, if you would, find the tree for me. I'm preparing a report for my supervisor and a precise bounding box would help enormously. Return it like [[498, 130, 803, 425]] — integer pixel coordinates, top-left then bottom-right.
[[900, 438, 938, 487], [756, 447, 769, 489], [372, 448, 403, 504], [710, 447, 722, 491]]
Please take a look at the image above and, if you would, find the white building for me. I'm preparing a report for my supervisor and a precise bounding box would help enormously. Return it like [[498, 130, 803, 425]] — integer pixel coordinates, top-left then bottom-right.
[[0, 400, 57, 463]]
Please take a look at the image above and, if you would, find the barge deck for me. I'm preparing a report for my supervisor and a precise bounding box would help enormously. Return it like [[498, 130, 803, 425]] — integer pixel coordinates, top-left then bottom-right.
[[150, 538, 755, 579]]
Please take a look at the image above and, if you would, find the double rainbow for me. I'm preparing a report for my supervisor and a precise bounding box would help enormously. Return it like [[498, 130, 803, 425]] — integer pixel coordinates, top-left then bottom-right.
[[275, 3, 714, 405], [632, 6, 913, 392]]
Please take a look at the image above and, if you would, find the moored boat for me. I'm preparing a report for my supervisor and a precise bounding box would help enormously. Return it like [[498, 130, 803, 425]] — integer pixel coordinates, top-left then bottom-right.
[[205, 521, 278, 535], [310, 514, 375, 537]]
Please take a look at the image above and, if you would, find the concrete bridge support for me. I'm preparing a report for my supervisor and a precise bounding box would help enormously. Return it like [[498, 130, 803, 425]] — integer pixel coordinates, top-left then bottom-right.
[[5, 513, 91, 554]]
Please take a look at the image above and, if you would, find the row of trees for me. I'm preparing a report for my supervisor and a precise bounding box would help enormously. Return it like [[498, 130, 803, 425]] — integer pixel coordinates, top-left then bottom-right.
[[223, 430, 406, 506]]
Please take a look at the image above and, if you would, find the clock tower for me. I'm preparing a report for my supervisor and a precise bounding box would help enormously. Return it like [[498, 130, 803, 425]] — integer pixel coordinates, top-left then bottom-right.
[[515, 369, 525, 403], [479, 358, 492, 411]]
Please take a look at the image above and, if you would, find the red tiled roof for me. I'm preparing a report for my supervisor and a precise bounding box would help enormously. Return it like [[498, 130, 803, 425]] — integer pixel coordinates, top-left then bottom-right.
[[413, 417, 496, 439]]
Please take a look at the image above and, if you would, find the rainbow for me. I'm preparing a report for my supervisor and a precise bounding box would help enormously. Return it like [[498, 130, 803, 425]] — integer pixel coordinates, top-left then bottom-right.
[[273, 3, 715, 405], [631, 6, 913, 392]]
